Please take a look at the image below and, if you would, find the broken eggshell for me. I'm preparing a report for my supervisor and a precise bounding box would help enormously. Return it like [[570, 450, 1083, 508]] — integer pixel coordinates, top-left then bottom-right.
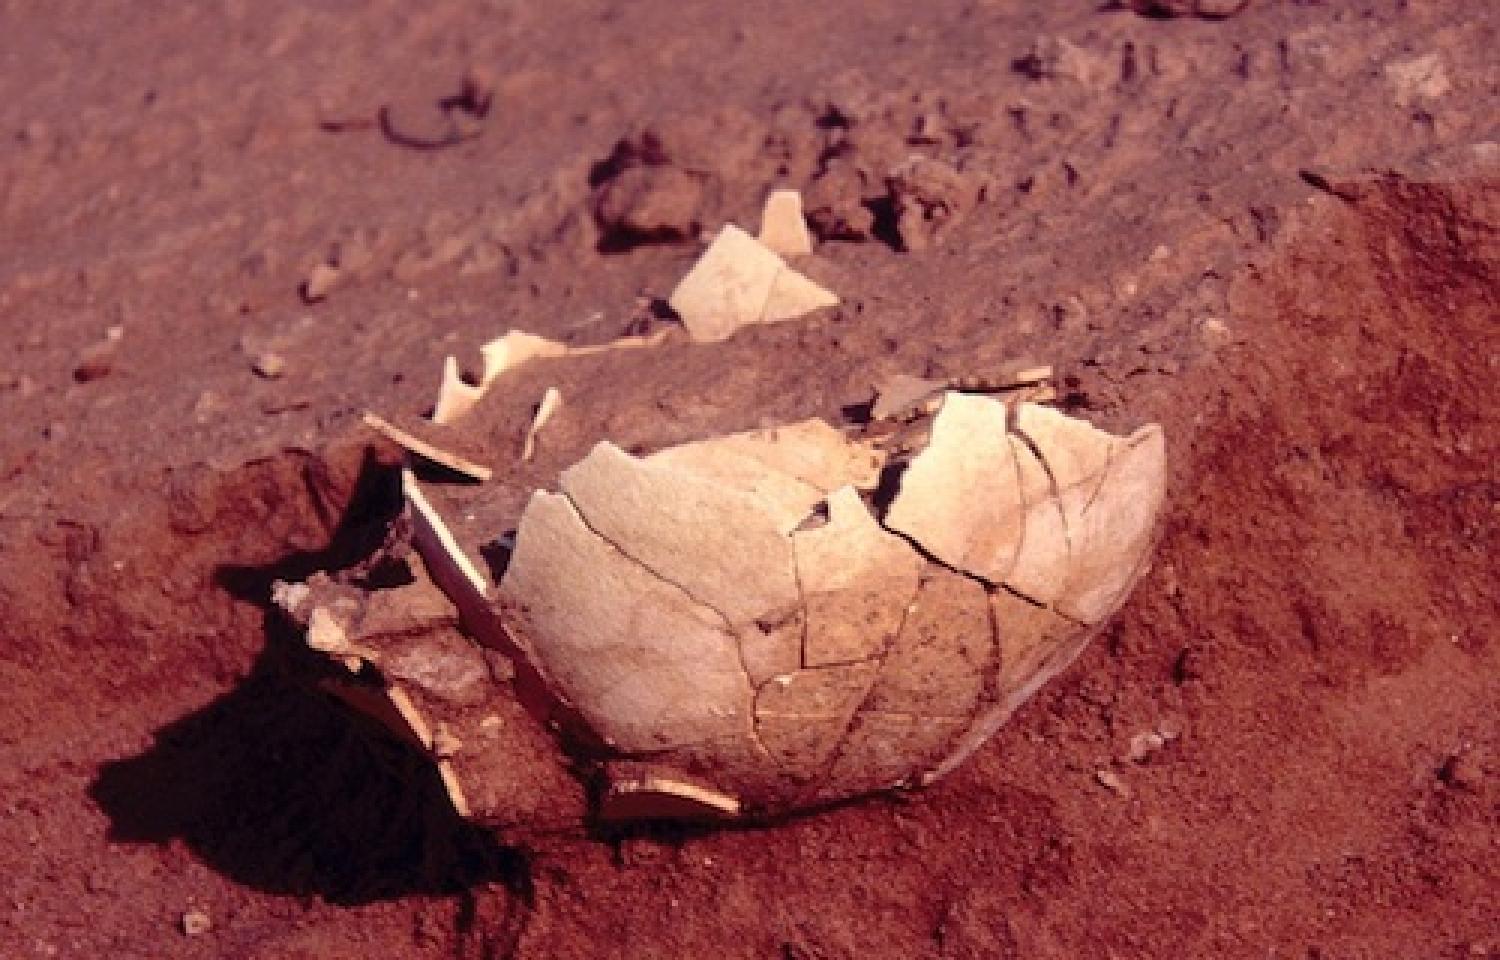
[[286, 391, 1164, 826], [491, 391, 1164, 819]]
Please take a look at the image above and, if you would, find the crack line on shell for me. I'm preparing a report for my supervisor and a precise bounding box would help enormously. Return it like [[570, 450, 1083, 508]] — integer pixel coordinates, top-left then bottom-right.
[[1009, 417, 1075, 562], [998, 581, 1089, 629], [876, 517, 998, 592], [789, 515, 813, 670], [917, 583, 1009, 782], [554, 488, 771, 759], [795, 565, 925, 803]]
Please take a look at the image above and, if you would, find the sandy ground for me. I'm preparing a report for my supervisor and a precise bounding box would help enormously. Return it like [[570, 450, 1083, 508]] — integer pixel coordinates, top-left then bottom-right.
[[1, 1, 1495, 957]]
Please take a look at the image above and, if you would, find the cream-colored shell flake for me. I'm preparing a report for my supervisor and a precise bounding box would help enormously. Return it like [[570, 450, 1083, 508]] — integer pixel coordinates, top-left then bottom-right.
[[494, 392, 1165, 818]]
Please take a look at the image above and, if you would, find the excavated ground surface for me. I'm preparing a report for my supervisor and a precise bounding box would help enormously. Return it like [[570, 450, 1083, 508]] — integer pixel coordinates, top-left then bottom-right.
[[1, 2, 1495, 957]]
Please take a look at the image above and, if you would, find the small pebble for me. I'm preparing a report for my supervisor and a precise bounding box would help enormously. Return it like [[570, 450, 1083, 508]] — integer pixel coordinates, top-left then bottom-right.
[[1095, 768, 1132, 798], [301, 262, 340, 303], [1199, 317, 1232, 346], [252, 352, 286, 379], [181, 908, 211, 937], [1126, 731, 1167, 763], [73, 341, 116, 383]]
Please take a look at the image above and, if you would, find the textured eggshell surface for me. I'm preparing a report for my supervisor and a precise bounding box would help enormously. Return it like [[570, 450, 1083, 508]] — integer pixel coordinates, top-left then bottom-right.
[[494, 394, 1167, 817]]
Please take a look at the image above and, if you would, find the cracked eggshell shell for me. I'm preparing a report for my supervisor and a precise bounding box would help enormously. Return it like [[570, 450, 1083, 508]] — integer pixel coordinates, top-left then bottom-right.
[[501, 489, 754, 753], [885, 391, 1025, 583], [489, 395, 1164, 819]]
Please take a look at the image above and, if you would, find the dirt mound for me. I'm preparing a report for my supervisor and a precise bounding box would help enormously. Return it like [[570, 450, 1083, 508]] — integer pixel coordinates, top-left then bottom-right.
[[4, 173, 1492, 957]]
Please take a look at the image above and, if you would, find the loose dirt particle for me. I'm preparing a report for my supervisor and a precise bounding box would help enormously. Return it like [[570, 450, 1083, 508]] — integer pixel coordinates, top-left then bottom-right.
[[1095, 768, 1132, 798], [251, 352, 286, 379], [300, 262, 340, 303], [180, 909, 211, 937]]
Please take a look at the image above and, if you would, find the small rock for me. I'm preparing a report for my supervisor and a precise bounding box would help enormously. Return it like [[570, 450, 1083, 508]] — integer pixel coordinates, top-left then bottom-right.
[[252, 352, 286, 380], [1437, 752, 1480, 792], [1199, 317, 1232, 347], [1126, 731, 1167, 763], [1385, 54, 1450, 107], [803, 161, 877, 243], [73, 340, 116, 383], [301, 262, 340, 303], [886, 156, 978, 253], [594, 164, 704, 247], [181, 908, 211, 937], [1052, 295, 1090, 331], [1014, 36, 1101, 86], [1095, 768, 1132, 798]]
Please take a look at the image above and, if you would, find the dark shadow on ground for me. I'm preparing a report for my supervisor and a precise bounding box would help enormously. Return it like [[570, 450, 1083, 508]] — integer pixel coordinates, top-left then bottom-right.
[[88, 450, 533, 910]]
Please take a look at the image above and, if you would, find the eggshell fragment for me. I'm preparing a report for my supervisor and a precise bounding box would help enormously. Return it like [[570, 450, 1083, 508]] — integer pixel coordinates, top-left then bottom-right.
[[757, 189, 814, 257], [668, 225, 838, 343], [292, 389, 1165, 824], [502, 489, 754, 753], [884, 392, 1025, 583]]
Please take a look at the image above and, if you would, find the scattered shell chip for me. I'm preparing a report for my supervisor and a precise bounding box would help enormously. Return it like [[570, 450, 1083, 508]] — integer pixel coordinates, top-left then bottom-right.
[[520, 387, 562, 462], [757, 188, 813, 258], [433, 328, 668, 425], [668, 224, 838, 343]]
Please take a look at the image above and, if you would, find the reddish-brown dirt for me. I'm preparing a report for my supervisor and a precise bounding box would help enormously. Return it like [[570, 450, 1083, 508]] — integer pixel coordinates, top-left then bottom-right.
[[1, 2, 1495, 958]]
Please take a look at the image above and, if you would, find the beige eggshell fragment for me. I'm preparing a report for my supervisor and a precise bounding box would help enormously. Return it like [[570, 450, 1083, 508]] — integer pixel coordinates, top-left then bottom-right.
[[668, 224, 838, 343], [432, 356, 487, 426], [520, 387, 562, 462], [689, 418, 883, 493], [404, 470, 492, 611], [793, 486, 923, 667], [362, 412, 494, 481], [599, 773, 743, 821], [558, 441, 801, 628], [1012, 401, 1114, 501], [884, 392, 1025, 583], [1054, 424, 1166, 624], [1002, 434, 1072, 606], [872, 374, 946, 421], [753, 661, 878, 780], [645, 419, 883, 534], [757, 189, 813, 257], [647, 441, 826, 536], [761, 266, 839, 324], [734, 607, 806, 686], [923, 591, 1086, 782], [669, 225, 783, 342], [813, 710, 969, 803], [502, 490, 753, 753], [432, 329, 668, 426], [863, 564, 994, 719]]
